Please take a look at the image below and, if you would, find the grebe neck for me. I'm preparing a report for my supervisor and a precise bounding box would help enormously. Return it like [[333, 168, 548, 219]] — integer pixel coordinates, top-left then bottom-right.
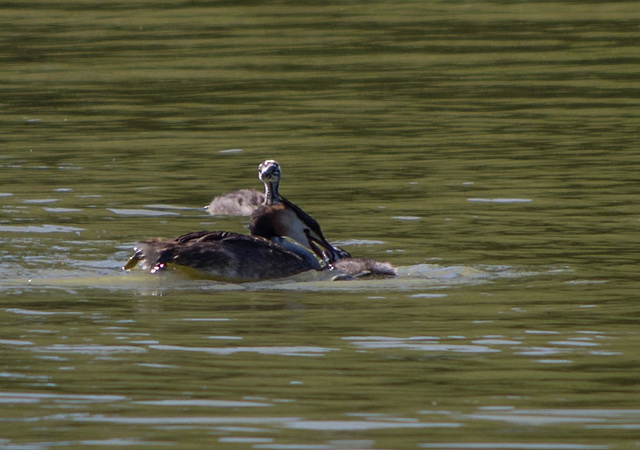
[[263, 178, 281, 205]]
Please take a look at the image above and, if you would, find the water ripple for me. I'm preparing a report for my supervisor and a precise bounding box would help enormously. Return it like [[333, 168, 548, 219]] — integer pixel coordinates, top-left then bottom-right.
[[32, 345, 147, 355], [6, 308, 82, 316], [420, 444, 607, 449], [466, 198, 533, 203], [0, 392, 127, 404], [0, 224, 85, 233], [108, 208, 180, 217], [344, 337, 499, 354], [285, 419, 460, 431], [149, 344, 337, 357], [136, 399, 272, 407]]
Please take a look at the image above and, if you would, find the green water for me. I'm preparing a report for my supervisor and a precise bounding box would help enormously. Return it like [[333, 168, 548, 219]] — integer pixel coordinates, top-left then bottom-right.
[[1, 1, 639, 448]]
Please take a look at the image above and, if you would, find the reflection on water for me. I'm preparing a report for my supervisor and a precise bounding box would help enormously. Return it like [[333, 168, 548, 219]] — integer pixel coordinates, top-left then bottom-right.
[[2, 0, 640, 448]]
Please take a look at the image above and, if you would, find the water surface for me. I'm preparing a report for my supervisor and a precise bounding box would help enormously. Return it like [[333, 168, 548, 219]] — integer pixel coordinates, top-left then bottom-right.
[[1, 1, 639, 448]]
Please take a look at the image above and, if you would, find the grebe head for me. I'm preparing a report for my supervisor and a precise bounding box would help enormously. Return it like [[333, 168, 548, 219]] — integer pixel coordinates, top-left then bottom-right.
[[258, 159, 281, 185], [258, 159, 282, 205]]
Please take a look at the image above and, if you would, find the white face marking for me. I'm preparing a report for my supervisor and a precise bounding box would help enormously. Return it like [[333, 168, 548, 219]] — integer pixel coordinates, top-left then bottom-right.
[[258, 160, 280, 183]]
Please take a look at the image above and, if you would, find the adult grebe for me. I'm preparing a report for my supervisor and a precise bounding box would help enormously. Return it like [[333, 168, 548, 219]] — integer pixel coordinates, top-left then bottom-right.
[[249, 159, 349, 263], [123, 227, 324, 282], [251, 160, 397, 278]]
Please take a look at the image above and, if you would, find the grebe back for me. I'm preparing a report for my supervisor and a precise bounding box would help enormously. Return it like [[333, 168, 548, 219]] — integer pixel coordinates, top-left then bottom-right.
[[124, 228, 321, 281]]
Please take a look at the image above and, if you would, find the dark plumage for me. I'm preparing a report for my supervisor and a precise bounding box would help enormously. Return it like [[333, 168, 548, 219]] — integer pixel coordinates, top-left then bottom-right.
[[124, 230, 321, 281]]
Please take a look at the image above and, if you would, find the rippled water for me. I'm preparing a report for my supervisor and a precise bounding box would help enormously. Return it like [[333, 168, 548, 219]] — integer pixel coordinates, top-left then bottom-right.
[[1, 1, 639, 449]]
